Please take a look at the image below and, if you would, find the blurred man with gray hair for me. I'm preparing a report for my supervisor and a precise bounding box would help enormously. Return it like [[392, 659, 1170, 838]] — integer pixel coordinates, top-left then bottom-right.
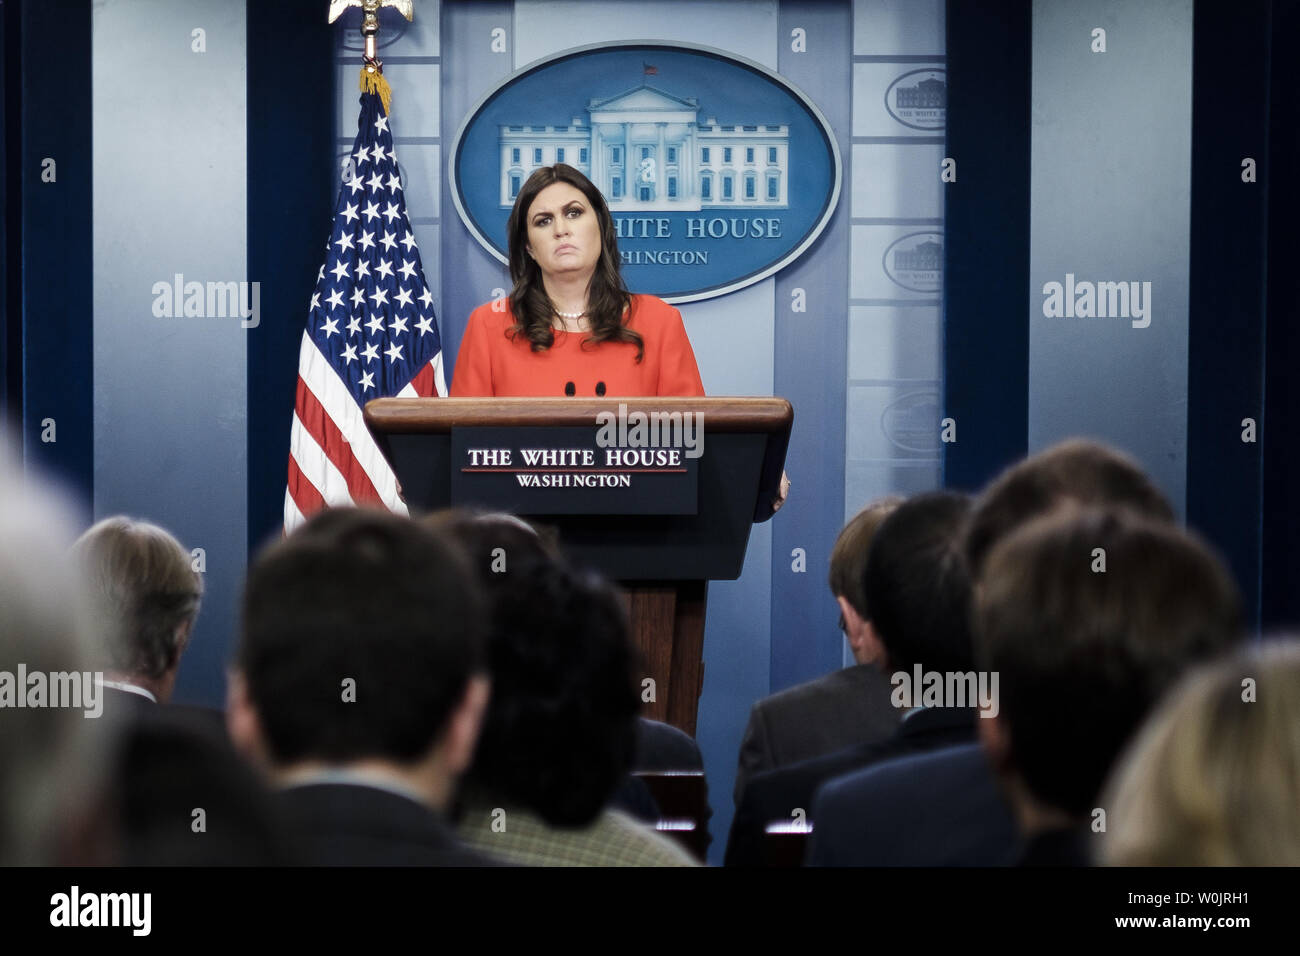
[[72, 517, 203, 708]]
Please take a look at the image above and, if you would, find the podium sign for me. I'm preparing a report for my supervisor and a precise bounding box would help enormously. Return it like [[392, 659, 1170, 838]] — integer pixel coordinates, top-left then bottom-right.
[[365, 397, 793, 733], [450, 425, 699, 515]]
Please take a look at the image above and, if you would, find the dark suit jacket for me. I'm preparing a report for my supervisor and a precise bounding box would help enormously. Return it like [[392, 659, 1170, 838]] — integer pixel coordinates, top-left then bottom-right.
[[98, 684, 157, 718], [806, 742, 1018, 866], [118, 709, 296, 865], [725, 706, 976, 866], [733, 664, 900, 805], [98, 685, 230, 740], [279, 782, 503, 866]]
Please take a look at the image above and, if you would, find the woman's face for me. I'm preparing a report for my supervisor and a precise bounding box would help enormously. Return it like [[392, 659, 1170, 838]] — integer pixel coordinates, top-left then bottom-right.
[[524, 181, 603, 286]]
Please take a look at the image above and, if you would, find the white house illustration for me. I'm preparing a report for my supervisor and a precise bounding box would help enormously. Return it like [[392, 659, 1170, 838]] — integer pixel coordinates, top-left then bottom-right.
[[499, 85, 789, 211]]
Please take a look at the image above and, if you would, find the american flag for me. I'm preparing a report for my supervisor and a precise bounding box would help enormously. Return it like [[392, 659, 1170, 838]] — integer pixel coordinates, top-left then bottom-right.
[[284, 86, 444, 532]]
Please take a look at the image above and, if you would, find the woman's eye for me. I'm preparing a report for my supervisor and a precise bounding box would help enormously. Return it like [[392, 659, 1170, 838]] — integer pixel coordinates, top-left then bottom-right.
[[567, 208, 582, 217]]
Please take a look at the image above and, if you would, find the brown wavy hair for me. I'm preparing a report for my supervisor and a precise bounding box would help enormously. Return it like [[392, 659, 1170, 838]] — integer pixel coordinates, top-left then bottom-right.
[[506, 164, 643, 361]]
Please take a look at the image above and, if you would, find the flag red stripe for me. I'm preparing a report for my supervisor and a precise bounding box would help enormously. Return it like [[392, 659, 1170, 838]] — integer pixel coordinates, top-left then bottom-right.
[[294, 375, 383, 504], [408, 360, 437, 397], [287, 450, 326, 518]]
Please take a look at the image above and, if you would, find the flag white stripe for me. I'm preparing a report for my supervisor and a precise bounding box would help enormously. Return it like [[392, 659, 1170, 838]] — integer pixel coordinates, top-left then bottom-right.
[[283, 486, 307, 533], [433, 352, 447, 397]]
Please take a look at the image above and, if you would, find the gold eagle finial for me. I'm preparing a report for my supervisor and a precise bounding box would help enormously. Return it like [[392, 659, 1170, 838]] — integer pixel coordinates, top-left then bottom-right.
[[328, 1, 414, 25], [329, 0, 414, 77]]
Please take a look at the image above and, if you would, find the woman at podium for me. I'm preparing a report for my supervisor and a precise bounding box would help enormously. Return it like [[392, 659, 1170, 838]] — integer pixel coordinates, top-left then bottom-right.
[[449, 164, 706, 398]]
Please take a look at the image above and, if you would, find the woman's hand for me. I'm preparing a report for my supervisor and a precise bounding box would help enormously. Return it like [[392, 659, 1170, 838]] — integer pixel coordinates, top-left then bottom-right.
[[772, 470, 791, 514]]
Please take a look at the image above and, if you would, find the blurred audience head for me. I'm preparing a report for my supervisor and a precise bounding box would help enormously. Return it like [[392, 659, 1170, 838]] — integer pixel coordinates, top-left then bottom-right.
[[829, 495, 904, 666], [863, 491, 974, 676], [0, 440, 112, 864], [72, 516, 203, 703], [975, 505, 1244, 834], [439, 512, 640, 827], [965, 438, 1174, 579], [1101, 637, 1300, 866], [229, 507, 488, 811]]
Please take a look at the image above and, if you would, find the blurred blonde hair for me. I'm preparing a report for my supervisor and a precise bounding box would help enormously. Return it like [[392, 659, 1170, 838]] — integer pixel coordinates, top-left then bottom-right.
[[828, 496, 904, 617], [1100, 638, 1300, 866]]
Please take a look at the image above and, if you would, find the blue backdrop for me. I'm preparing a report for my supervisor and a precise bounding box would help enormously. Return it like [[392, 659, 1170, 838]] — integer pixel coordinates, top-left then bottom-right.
[[6, 0, 1297, 867]]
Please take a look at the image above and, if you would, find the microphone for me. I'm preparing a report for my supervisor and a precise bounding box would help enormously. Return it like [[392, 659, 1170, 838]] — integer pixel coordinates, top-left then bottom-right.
[[595, 382, 606, 396], [564, 381, 575, 396]]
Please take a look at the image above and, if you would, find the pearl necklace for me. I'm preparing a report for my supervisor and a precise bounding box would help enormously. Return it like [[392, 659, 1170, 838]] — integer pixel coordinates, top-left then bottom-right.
[[555, 308, 587, 320]]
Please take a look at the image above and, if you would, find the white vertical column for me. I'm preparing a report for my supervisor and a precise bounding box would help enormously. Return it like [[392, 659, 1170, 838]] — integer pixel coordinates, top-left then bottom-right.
[[92, 0, 249, 706], [1028, 0, 1192, 515]]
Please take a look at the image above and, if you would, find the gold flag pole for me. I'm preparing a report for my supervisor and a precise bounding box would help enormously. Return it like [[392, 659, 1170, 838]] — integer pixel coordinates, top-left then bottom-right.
[[328, 0, 415, 115]]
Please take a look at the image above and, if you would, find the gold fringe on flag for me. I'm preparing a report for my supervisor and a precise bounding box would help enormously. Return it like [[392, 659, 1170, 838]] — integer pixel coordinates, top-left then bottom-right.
[[360, 66, 392, 116]]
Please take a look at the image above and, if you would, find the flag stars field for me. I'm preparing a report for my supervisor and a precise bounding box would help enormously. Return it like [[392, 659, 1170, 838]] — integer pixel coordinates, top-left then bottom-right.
[[284, 85, 446, 532]]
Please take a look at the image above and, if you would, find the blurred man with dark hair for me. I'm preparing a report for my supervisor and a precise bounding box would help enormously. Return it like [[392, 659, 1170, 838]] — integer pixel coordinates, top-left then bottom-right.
[[443, 514, 697, 866], [975, 506, 1243, 864], [726, 492, 975, 866], [731, 496, 903, 804], [72, 517, 203, 711], [227, 508, 495, 866], [808, 439, 1189, 867]]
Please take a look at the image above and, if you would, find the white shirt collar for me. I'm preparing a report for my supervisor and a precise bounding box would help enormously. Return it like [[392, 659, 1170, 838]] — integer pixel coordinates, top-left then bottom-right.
[[95, 677, 158, 703], [278, 767, 431, 808]]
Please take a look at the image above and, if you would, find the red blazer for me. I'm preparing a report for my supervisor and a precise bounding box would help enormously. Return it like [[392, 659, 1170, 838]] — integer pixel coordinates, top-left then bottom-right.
[[449, 294, 705, 398]]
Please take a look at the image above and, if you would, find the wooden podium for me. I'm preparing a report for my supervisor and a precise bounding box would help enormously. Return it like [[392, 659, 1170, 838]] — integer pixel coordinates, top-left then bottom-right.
[[364, 397, 792, 735]]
